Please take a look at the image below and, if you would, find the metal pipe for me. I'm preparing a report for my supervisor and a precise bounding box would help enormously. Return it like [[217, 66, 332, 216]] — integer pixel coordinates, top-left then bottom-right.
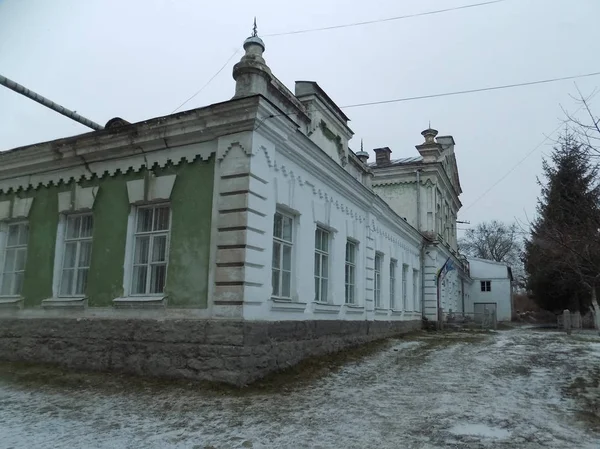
[[0, 74, 103, 131], [416, 169, 426, 317]]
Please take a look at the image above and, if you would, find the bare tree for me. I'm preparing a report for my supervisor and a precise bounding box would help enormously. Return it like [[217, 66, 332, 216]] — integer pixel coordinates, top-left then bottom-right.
[[459, 220, 524, 286]]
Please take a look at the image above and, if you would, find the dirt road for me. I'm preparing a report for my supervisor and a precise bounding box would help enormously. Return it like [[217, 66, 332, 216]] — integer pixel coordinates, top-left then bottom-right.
[[0, 328, 598, 448]]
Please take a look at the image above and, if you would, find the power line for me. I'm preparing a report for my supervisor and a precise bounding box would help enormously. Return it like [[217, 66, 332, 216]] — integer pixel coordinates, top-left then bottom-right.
[[340, 71, 600, 109], [263, 0, 507, 37], [170, 48, 240, 114], [462, 89, 600, 213], [169, 1, 508, 112]]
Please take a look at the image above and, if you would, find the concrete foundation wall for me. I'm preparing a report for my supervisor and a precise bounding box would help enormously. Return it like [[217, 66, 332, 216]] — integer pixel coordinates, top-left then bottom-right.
[[0, 317, 421, 386]]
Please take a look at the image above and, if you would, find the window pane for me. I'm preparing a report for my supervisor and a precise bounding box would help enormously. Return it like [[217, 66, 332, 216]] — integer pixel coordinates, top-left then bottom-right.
[[63, 242, 77, 269], [7, 225, 19, 246], [315, 277, 320, 301], [315, 229, 320, 249], [154, 207, 170, 231], [150, 264, 167, 293], [75, 268, 88, 295], [345, 265, 349, 284], [1, 273, 13, 295], [282, 216, 292, 242], [137, 208, 153, 232], [272, 242, 281, 269], [273, 213, 282, 239], [321, 278, 328, 301], [3, 249, 16, 273], [79, 241, 92, 268], [66, 216, 81, 239], [282, 245, 291, 271], [321, 232, 328, 252], [322, 255, 328, 278], [349, 265, 355, 284], [281, 271, 291, 297], [314, 253, 320, 276], [12, 272, 23, 295], [132, 266, 147, 294], [271, 269, 280, 296], [80, 215, 93, 238], [18, 225, 28, 246], [14, 248, 27, 271], [60, 269, 74, 296], [134, 237, 150, 264], [152, 236, 167, 262]]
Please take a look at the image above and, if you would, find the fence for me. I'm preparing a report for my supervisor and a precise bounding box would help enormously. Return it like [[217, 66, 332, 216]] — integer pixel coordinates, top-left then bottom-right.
[[557, 310, 597, 334], [443, 309, 497, 331]]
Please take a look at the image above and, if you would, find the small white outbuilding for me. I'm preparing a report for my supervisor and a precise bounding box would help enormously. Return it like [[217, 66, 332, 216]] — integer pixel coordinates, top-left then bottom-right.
[[466, 257, 513, 322]]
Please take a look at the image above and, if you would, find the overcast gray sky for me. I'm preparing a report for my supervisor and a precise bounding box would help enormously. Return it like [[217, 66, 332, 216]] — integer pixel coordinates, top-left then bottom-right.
[[1, 0, 599, 234]]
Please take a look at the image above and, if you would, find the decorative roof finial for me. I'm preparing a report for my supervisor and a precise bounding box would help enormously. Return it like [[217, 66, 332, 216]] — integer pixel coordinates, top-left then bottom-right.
[[252, 17, 258, 37], [361, 138, 364, 152], [428, 120, 431, 129]]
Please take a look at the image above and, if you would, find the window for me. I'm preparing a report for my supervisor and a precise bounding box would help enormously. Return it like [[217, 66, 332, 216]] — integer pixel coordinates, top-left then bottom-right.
[[0, 223, 28, 296], [314, 227, 330, 302], [480, 280, 491, 292], [59, 214, 93, 296], [413, 269, 419, 311], [374, 253, 382, 308], [131, 205, 170, 295], [272, 211, 293, 299], [402, 264, 409, 310], [390, 259, 397, 309], [345, 240, 356, 304]]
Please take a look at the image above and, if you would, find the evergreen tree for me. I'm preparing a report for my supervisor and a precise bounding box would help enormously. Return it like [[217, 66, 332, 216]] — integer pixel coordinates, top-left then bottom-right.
[[524, 133, 600, 312]]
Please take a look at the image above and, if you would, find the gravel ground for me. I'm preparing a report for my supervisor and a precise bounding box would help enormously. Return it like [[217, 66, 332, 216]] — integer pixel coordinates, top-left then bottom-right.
[[0, 327, 599, 448]]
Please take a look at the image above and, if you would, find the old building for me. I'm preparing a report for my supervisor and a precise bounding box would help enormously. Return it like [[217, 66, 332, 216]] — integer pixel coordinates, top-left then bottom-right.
[[0, 29, 469, 384], [365, 129, 471, 321]]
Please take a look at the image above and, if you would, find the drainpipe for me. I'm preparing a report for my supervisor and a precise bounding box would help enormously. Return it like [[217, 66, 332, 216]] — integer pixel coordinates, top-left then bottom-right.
[[0, 74, 103, 131], [416, 169, 426, 317]]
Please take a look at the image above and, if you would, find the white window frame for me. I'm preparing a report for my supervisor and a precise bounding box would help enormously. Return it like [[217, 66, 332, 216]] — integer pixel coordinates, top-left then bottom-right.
[[413, 269, 419, 311], [390, 259, 397, 309], [272, 211, 294, 300], [314, 226, 330, 303], [0, 221, 28, 298], [56, 213, 94, 298], [344, 240, 357, 304], [126, 203, 171, 297], [374, 252, 382, 308], [481, 280, 491, 292], [402, 263, 409, 310]]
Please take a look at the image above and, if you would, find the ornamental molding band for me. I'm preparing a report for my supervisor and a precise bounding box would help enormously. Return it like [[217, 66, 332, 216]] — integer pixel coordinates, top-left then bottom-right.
[[0, 140, 215, 194], [0, 197, 33, 220], [57, 185, 98, 213], [217, 132, 253, 162], [261, 143, 418, 251], [126, 174, 176, 204]]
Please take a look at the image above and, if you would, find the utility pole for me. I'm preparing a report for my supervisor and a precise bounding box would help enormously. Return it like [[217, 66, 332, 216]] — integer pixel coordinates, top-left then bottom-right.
[[0, 74, 103, 131]]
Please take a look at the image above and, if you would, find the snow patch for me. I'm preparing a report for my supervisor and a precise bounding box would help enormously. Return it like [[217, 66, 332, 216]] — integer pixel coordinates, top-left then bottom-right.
[[449, 422, 511, 439]]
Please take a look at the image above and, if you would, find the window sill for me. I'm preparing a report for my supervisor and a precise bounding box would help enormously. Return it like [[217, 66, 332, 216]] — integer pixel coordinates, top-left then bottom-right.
[[113, 296, 167, 309], [312, 301, 341, 315], [343, 303, 365, 314], [390, 308, 404, 316], [374, 307, 390, 316], [270, 298, 307, 313], [0, 297, 23, 309], [42, 297, 87, 309]]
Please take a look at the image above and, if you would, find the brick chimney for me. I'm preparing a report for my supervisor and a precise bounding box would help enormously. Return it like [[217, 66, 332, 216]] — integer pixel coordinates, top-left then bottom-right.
[[373, 147, 392, 166]]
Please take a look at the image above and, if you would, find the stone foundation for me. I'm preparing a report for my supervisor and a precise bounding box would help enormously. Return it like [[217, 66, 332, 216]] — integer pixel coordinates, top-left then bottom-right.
[[0, 318, 421, 386]]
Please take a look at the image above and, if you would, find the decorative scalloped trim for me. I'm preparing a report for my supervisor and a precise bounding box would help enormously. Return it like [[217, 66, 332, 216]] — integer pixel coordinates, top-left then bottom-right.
[[0, 144, 214, 194]]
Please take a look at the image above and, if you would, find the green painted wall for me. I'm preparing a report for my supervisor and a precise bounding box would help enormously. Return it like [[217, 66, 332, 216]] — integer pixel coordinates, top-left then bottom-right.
[[163, 161, 214, 307], [22, 187, 60, 307], [0, 157, 215, 308], [86, 174, 131, 307]]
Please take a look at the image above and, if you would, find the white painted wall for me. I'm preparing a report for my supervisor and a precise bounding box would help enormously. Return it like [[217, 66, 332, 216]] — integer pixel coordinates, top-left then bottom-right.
[[238, 108, 423, 322], [466, 257, 512, 321]]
